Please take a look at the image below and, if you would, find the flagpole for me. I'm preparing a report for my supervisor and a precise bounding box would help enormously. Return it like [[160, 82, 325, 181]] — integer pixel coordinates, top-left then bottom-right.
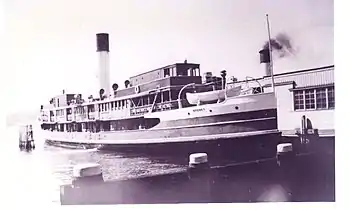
[[266, 14, 275, 93]]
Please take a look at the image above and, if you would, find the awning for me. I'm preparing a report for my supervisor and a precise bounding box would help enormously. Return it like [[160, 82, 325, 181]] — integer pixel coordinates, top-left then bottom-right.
[[289, 83, 334, 91]]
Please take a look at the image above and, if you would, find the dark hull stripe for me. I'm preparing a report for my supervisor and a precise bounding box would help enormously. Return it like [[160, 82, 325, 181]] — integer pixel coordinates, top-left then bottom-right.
[[141, 118, 278, 140], [46, 132, 283, 164], [151, 117, 275, 131]]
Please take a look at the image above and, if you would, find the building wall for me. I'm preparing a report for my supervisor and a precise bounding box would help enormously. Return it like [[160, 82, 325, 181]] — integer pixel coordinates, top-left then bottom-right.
[[260, 66, 334, 136], [265, 84, 334, 136]]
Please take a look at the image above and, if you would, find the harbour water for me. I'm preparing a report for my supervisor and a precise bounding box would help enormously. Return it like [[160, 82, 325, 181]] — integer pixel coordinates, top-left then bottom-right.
[[1, 126, 186, 205], [1, 124, 336, 205]]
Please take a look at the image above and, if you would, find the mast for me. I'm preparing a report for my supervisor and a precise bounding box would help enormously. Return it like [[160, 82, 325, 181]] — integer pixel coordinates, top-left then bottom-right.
[[266, 14, 276, 93]]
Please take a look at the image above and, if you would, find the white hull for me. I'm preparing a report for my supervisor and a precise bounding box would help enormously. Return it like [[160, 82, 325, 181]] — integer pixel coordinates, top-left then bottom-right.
[[43, 129, 279, 145], [42, 92, 278, 146]]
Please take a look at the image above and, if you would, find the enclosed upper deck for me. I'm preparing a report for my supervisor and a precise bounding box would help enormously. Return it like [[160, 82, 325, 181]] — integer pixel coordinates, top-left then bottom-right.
[[129, 62, 201, 87]]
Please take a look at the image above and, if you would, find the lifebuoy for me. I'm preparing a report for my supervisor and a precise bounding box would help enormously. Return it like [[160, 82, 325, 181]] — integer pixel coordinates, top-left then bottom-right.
[[135, 86, 140, 93]]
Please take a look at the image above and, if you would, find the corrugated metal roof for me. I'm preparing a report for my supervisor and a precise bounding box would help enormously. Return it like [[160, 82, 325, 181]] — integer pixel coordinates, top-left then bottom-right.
[[260, 66, 334, 88]]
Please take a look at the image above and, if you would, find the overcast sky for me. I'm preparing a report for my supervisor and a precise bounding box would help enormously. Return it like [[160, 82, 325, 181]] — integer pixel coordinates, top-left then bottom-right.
[[2, 0, 333, 114]]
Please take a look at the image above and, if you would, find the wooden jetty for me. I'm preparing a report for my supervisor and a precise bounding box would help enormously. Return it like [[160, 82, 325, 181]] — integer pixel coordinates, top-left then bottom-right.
[[19, 125, 36, 150]]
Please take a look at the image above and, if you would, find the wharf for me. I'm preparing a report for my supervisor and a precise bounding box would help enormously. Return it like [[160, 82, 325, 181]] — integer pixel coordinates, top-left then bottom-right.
[[60, 147, 335, 205]]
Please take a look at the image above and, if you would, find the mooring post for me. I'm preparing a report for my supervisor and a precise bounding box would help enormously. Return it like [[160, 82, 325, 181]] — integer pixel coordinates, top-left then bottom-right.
[[276, 143, 296, 201], [276, 143, 294, 167], [187, 153, 213, 202], [61, 163, 104, 204], [72, 163, 104, 187]]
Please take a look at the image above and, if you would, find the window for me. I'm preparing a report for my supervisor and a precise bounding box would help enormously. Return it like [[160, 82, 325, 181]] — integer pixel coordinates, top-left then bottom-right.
[[164, 68, 170, 77], [316, 88, 327, 109], [304, 89, 315, 109], [171, 67, 177, 76], [156, 94, 161, 103], [328, 87, 335, 108], [294, 90, 304, 110], [171, 90, 180, 100], [143, 97, 148, 106], [149, 94, 155, 103], [88, 105, 94, 112], [294, 86, 335, 111], [163, 91, 170, 102]]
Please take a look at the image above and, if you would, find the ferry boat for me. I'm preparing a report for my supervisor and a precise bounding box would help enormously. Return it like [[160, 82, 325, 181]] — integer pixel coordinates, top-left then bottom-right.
[[38, 33, 282, 161]]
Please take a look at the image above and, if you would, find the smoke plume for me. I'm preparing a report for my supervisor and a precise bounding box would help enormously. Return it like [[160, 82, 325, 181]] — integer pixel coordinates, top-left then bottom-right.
[[263, 33, 294, 58]]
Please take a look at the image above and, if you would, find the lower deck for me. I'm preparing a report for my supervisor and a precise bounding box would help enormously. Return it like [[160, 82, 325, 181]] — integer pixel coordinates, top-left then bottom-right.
[[40, 107, 278, 145]]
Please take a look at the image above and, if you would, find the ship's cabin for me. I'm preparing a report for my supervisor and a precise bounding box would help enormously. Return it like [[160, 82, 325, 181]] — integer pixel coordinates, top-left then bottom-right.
[[129, 62, 201, 87]]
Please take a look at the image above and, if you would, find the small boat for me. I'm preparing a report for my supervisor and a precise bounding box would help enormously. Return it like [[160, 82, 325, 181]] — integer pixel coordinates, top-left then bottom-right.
[[186, 86, 242, 105]]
